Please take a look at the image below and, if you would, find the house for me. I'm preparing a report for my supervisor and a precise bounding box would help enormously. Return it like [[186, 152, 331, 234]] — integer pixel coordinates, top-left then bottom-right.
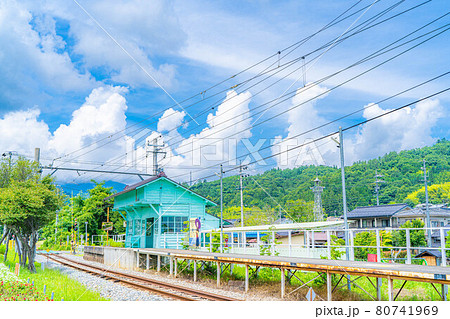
[[347, 204, 410, 228], [106, 173, 218, 249], [348, 203, 450, 230], [431, 222, 450, 247], [393, 206, 450, 228]]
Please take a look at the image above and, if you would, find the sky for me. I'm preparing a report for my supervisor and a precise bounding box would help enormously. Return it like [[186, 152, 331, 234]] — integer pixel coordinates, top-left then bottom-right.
[[0, 0, 449, 191]]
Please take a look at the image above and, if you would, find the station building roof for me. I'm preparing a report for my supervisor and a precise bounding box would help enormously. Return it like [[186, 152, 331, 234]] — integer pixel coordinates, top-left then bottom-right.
[[105, 172, 217, 206]]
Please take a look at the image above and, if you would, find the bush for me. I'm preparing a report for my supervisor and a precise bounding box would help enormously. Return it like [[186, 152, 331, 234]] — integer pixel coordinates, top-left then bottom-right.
[[106, 239, 125, 247], [0, 244, 5, 255]]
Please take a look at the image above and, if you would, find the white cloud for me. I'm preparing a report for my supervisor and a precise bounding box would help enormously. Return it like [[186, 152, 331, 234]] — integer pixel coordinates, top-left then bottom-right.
[[35, 0, 186, 89], [157, 108, 186, 133], [0, 0, 96, 109], [346, 99, 444, 162], [49, 86, 129, 159], [0, 109, 51, 155], [271, 83, 337, 168], [0, 86, 130, 182], [127, 90, 254, 181]]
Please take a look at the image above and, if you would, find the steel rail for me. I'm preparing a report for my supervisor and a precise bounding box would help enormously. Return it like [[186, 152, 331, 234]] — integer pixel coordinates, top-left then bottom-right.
[[44, 253, 239, 301]]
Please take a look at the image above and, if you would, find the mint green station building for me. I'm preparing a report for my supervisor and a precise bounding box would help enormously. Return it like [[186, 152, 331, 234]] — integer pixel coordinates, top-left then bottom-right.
[[108, 174, 219, 249]]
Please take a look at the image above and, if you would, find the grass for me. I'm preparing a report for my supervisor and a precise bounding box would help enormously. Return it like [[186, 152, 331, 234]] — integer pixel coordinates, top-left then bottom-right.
[[2, 250, 108, 301]]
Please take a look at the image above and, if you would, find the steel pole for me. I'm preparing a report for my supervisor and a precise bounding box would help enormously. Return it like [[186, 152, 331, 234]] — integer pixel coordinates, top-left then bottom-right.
[[339, 127, 351, 291], [423, 160, 432, 246], [240, 161, 244, 228], [220, 164, 223, 253]]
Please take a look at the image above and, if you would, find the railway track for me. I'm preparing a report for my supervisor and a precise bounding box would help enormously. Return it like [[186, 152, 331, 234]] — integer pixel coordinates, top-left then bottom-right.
[[42, 253, 240, 301]]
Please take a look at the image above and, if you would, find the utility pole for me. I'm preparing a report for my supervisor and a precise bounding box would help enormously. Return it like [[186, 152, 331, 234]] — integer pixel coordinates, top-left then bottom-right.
[[146, 138, 166, 175], [107, 207, 110, 246], [239, 161, 247, 228], [374, 170, 385, 206], [55, 212, 58, 245], [220, 164, 224, 253], [423, 160, 432, 246], [335, 127, 351, 291]]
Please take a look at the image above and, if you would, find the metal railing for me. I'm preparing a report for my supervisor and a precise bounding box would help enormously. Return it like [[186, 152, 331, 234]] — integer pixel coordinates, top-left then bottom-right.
[[181, 227, 450, 266], [91, 234, 126, 245]]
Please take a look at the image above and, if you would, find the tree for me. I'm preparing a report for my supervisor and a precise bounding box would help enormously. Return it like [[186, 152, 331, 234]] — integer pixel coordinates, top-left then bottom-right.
[[353, 230, 392, 261], [392, 219, 426, 248], [285, 199, 314, 223], [0, 175, 63, 272]]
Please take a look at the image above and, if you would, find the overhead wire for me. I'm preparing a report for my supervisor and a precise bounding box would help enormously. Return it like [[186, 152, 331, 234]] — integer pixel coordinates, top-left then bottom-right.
[[52, 0, 372, 166], [67, 0, 428, 181]]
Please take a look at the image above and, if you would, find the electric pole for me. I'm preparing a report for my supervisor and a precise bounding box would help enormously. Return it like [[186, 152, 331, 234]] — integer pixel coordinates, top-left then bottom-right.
[[239, 161, 247, 228], [423, 160, 431, 246], [335, 127, 351, 291], [220, 164, 224, 253], [146, 138, 166, 175]]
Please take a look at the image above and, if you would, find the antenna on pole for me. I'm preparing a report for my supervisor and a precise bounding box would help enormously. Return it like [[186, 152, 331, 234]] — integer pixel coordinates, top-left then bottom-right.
[[146, 137, 166, 176]]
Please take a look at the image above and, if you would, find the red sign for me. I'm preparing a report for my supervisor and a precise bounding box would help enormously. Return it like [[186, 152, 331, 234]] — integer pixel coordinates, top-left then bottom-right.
[[367, 254, 378, 262]]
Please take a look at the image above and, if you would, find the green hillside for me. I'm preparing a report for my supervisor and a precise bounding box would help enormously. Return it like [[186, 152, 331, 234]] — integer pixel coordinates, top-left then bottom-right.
[[190, 139, 450, 217]]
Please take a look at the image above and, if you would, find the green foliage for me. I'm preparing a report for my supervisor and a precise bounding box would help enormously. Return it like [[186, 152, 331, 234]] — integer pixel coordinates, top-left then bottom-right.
[[392, 219, 426, 248], [190, 139, 450, 216], [222, 205, 280, 226], [353, 230, 392, 261], [2, 250, 107, 301], [0, 158, 64, 272], [406, 182, 450, 205], [106, 238, 125, 247], [259, 227, 281, 256], [206, 230, 229, 253], [329, 235, 345, 260], [41, 181, 124, 248]]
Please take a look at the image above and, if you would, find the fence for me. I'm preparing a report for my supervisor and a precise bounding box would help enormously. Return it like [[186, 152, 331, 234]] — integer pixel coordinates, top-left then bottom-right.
[[176, 227, 450, 266], [91, 234, 125, 245]]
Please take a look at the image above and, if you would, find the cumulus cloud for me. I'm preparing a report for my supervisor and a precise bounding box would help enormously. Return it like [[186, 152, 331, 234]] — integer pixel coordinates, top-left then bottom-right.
[[35, 0, 186, 89], [346, 99, 444, 162], [0, 86, 130, 182], [49, 86, 129, 159], [0, 109, 51, 155], [0, 0, 97, 111], [126, 90, 254, 181], [271, 83, 337, 168]]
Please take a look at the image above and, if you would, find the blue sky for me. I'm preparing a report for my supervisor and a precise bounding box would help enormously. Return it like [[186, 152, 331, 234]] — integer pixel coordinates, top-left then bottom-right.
[[0, 0, 449, 189]]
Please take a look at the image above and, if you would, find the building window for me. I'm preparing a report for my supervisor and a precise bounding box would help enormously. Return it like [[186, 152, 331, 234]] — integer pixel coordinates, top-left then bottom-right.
[[431, 221, 444, 227], [362, 220, 369, 228], [161, 216, 188, 233], [381, 219, 389, 227], [134, 219, 141, 235]]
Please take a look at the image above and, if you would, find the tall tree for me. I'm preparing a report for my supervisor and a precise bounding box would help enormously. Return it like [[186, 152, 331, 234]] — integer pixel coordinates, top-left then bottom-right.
[[0, 158, 63, 272]]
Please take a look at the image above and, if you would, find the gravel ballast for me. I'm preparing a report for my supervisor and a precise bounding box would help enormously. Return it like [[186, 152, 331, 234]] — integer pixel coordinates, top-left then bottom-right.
[[56, 253, 274, 301], [35, 254, 169, 301]]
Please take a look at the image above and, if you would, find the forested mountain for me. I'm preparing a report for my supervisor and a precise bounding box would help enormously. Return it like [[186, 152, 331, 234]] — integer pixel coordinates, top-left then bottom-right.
[[190, 139, 450, 217]]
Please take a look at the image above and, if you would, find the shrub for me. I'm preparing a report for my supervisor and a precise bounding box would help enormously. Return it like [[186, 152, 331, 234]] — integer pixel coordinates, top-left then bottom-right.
[[106, 239, 125, 248]]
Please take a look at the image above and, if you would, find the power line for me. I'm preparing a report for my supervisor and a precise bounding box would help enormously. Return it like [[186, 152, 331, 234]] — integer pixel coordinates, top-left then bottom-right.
[[53, 0, 373, 166]]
